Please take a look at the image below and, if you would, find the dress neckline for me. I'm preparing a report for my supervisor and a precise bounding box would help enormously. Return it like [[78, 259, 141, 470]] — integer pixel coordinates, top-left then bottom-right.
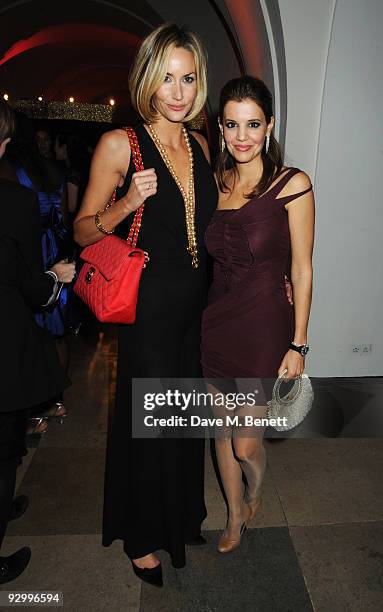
[[215, 167, 293, 213], [139, 123, 196, 198]]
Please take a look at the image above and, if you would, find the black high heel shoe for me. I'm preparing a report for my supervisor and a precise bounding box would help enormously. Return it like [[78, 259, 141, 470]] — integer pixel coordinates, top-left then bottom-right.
[[0, 547, 31, 585], [124, 545, 163, 588], [130, 560, 163, 588]]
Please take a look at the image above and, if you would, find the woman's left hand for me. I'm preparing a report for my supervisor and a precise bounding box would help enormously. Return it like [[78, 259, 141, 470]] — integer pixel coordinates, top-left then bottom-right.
[[278, 350, 305, 380]]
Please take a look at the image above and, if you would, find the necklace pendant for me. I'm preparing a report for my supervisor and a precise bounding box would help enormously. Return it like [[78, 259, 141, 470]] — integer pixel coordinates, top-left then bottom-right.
[[188, 247, 199, 268]]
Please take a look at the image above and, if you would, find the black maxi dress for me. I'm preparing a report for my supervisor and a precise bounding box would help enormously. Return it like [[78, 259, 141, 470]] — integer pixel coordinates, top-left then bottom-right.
[[102, 124, 218, 568]]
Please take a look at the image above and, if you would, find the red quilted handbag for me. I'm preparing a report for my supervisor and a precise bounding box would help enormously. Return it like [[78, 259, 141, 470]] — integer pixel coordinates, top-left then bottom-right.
[[74, 127, 146, 324]]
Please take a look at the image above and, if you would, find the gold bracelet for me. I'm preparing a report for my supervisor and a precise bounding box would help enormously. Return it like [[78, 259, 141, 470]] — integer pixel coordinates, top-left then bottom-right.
[[95, 210, 114, 235]]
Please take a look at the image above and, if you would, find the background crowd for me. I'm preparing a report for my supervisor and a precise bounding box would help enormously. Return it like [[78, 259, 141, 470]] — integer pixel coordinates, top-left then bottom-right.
[[0, 111, 94, 437]]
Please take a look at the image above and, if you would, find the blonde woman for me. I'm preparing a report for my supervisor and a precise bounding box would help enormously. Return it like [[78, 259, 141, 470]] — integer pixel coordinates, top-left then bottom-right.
[[74, 24, 217, 586]]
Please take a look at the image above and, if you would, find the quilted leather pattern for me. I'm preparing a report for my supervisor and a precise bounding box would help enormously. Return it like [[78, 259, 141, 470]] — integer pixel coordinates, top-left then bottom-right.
[[80, 235, 141, 281], [74, 236, 145, 323], [73, 126, 146, 324]]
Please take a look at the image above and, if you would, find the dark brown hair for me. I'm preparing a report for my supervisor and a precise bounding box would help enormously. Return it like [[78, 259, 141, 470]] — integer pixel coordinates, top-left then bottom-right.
[[0, 99, 15, 141], [216, 75, 283, 197], [7, 112, 60, 192]]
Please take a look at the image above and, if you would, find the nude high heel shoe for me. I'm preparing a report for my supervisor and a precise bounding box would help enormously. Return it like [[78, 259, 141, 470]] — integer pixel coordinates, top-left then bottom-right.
[[218, 503, 252, 553]]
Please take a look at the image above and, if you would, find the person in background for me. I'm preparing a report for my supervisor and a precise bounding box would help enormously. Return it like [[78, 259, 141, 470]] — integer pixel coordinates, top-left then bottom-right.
[[54, 131, 91, 335], [36, 128, 53, 160], [54, 130, 90, 220], [0, 100, 75, 583], [0, 113, 72, 432]]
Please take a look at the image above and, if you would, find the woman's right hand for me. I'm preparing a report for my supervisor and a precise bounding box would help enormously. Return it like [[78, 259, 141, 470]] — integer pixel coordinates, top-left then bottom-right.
[[124, 168, 157, 213], [74, 130, 156, 247], [50, 260, 76, 283]]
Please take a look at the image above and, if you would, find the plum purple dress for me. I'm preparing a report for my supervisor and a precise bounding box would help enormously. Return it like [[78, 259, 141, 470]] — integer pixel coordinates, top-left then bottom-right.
[[201, 167, 312, 402]]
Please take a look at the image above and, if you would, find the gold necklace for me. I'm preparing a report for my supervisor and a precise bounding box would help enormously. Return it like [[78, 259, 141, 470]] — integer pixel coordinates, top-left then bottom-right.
[[147, 123, 199, 268]]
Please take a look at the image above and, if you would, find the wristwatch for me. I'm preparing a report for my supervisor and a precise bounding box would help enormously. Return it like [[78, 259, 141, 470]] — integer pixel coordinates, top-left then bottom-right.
[[289, 342, 309, 356]]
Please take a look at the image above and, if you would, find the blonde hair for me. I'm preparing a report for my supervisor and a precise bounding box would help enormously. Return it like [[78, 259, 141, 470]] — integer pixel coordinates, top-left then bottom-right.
[[129, 23, 208, 123]]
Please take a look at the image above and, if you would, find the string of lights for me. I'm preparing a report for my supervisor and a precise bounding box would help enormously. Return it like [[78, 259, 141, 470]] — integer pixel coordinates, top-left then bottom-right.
[[1, 93, 205, 128], [3, 93, 117, 106]]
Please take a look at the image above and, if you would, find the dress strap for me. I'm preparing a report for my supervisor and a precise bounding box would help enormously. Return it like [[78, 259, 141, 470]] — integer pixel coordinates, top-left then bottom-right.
[[279, 184, 313, 205], [267, 167, 312, 204]]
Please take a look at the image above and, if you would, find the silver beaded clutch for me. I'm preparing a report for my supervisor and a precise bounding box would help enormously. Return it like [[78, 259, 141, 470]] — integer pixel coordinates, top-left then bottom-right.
[[266, 370, 314, 431]]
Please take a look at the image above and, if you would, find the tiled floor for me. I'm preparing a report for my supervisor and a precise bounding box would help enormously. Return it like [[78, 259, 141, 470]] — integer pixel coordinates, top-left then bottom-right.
[[1, 328, 382, 611]]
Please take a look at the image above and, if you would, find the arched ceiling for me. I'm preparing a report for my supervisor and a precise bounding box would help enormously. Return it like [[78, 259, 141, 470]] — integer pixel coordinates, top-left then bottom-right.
[[0, 22, 140, 103], [0, 23, 141, 67], [0, 0, 159, 104], [0, 0, 286, 143]]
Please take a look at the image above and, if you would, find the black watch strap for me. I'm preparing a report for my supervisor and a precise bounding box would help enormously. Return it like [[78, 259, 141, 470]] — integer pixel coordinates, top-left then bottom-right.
[[290, 343, 309, 356]]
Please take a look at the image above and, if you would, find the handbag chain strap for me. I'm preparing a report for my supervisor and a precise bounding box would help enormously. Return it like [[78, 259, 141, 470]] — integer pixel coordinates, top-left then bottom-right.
[[105, 127, 145, 248]]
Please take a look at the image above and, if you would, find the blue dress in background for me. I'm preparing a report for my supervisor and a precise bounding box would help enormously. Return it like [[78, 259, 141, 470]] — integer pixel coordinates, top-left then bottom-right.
[[16, 166, 68, 337]]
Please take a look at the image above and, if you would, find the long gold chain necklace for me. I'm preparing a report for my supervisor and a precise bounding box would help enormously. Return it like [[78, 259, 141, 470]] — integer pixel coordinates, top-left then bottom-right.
[[147, 123, 199, 268]]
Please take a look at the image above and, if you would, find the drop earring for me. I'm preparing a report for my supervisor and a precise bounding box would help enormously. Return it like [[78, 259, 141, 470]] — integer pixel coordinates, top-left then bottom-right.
[[265, 133, 270, 154], [218, 121, 225, 153]]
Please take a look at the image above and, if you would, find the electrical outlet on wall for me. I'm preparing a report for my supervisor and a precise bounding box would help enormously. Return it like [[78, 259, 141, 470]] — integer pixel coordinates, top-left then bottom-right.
[[361, 344, 373, 354], [352, 344, 373, 354]]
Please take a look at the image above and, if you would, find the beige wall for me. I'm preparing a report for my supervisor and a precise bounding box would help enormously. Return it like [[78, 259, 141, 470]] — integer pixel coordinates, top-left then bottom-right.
[[278, 0, 336, 178], [277, 0, 383, 375]]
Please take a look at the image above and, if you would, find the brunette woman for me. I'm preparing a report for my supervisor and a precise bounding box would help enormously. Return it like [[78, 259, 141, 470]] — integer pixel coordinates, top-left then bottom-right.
[[74, 23, 217, 586], [201, 76, 315, 553]]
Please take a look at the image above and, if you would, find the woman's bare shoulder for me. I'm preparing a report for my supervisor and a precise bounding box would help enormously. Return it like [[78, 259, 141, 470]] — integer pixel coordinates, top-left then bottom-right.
[[284, 168, 312, 191], [97, 128, 131, 155], [92, 129, 131, 174]]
